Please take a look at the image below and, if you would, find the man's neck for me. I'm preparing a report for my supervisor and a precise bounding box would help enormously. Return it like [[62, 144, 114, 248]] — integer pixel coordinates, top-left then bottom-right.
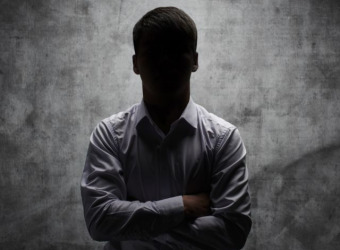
[[143, 90, 190, 135]]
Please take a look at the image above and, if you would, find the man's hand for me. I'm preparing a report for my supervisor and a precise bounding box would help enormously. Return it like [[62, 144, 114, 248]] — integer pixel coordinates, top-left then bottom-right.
[[182, 193, 211, 218]]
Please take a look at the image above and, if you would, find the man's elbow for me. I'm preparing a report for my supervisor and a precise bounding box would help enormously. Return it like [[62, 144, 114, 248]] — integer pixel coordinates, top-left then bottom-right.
[[229, 232, 248, 250], [88, 221, 111, 241], [86, 213, 119, 242], [224, 216, 252, 249]]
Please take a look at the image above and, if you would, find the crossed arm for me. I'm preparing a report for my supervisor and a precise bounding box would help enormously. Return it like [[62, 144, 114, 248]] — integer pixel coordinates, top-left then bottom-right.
[[80, 122, 251, 249]]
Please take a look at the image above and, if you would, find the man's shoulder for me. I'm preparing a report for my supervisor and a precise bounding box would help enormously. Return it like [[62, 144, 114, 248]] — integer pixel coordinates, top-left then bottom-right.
[[194, 103, 237, 134], [100, 103, 140, 131]]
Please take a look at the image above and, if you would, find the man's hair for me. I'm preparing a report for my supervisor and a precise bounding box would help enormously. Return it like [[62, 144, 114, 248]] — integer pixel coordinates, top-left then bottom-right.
[[133, 7, 197, 54]]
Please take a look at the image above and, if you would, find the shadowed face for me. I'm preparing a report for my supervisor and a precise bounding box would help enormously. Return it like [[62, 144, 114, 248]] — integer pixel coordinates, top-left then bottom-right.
[[133, 31, 198, 95]]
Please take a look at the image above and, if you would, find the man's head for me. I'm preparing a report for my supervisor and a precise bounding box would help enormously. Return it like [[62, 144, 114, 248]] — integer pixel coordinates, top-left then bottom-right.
[[133, 7, 197, 55], [132, 7, 199, 97]]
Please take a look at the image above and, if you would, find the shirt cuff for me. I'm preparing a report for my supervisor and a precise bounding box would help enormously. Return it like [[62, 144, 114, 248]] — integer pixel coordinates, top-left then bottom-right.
[[155, 196, 185, 227]]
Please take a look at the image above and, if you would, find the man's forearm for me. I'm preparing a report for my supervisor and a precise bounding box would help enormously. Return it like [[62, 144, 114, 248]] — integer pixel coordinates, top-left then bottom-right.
[[153, 214, 251, 250], [85, 192, 211, 242], [83, 194, 185, 241]]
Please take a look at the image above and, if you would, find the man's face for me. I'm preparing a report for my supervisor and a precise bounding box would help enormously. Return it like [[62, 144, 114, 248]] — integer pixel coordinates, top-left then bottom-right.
[[133, 31, 198, 95]]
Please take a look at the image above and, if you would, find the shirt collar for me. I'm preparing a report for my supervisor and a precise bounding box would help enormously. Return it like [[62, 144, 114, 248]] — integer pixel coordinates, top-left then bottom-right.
[[136, 97, 198, 130], [177, 97, 197, 129]]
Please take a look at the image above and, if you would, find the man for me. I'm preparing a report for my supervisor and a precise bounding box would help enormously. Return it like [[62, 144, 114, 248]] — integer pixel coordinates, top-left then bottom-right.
[[81, 6, 251, 250]]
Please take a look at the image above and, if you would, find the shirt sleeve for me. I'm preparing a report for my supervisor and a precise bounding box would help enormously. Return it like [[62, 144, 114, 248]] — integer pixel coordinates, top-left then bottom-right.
[[80, 121, 185, 241], [153, 127, 252, 250]]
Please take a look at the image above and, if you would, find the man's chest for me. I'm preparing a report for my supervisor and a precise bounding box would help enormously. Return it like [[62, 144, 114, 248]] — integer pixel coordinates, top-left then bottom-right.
[[119, 134, 215, 201]]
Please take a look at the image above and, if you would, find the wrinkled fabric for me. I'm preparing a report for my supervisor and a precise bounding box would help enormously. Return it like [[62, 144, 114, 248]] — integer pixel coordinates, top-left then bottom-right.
[[81, 98, 251, 250]]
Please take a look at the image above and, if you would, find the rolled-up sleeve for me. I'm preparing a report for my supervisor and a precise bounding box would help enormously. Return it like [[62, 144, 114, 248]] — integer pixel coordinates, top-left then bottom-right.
[[154, 127, 251, 250], [80, 121, 185, 241]]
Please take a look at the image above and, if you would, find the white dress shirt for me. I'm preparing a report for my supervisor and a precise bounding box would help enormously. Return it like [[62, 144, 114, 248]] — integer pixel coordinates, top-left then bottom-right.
[[81, 98, 251, 250]]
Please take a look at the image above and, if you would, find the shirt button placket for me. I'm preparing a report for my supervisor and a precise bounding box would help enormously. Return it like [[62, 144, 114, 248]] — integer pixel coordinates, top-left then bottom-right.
[[156, 144, 161, 199], [157, 143, 166, 199]]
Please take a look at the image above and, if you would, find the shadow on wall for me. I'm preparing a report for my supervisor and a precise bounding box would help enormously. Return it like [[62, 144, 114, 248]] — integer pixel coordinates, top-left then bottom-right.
[[249, 144, 340, 250]]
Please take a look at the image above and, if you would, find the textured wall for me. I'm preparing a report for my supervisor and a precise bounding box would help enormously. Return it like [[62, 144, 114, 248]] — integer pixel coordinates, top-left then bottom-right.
[[0, 0, 339, 249]]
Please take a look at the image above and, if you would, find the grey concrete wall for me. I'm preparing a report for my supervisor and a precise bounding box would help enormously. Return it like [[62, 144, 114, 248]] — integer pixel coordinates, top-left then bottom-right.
[[0, 0, 339, 249]]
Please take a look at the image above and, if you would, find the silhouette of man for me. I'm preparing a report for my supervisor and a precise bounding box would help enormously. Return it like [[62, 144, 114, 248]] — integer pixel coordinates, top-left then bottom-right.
[[81, 6, 251, 250]]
